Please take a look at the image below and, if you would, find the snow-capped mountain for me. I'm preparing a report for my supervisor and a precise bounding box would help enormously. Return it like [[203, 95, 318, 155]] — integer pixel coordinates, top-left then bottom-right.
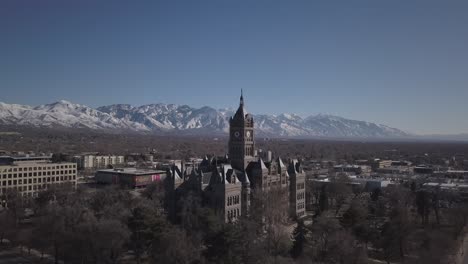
[[0, 100, 409, 138]]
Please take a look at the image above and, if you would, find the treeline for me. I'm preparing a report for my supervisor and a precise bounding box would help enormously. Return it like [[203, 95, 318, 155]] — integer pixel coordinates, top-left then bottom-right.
[[300, 178, 468, 263], [3, 127, 468, 168], [0, 184, 299, 264], [0, 180, 467, 263]]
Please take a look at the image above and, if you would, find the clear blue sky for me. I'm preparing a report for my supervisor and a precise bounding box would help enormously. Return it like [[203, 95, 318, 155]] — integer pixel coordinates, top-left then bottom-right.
[[1, 0, 467, 135]]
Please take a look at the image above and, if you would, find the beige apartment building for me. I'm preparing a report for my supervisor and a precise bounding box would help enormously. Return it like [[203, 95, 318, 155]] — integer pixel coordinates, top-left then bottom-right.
[[74, 155, 125, 169], [0, 156, 77, 197]]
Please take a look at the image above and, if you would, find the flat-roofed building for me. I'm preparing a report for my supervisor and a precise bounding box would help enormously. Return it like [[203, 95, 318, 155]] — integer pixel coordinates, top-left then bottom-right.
[[413, 166, 433, 175], [375, 159, 393, 169], [0, 156, 77, 197], [95, 168, 166, 189]]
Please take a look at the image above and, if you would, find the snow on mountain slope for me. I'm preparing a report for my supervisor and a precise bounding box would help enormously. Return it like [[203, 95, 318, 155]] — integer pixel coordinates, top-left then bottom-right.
[[0, 100, 144, 131], [0, 100, 409, 138]]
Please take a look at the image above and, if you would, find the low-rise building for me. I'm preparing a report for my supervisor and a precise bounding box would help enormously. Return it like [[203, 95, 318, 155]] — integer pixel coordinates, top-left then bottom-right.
[[95, 168, 166, 189], [352, 178, 391, 192], [413, 166, 433, 175], [423, 182, 468, 194]]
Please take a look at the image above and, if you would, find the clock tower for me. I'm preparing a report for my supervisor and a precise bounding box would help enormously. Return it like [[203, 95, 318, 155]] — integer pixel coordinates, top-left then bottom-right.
[[228, 90, 255, 171]]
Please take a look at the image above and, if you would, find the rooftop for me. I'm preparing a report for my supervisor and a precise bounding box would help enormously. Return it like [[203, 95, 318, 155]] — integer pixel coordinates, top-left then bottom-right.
[[97, 168, 165, 176]]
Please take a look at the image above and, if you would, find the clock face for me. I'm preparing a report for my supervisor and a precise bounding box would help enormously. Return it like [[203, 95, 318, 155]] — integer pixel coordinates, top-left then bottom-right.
[[246, 131, 251, 138], [234, 131, 240, 138]]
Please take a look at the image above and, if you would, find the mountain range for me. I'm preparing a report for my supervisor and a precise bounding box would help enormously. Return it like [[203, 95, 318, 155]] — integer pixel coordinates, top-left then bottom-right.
[[0, 100, 410, 138]]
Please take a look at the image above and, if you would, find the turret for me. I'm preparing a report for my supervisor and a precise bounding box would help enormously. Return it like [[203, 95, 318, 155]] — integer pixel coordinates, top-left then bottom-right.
[[228, 90, 255, 171]]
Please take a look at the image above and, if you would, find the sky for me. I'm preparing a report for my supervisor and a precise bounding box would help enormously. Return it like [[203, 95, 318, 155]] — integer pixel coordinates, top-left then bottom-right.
[[1, 0, 467, 135]]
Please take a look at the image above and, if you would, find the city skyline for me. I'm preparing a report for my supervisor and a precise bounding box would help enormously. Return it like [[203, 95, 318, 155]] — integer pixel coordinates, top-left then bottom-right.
[[1, 0, 467, 135]]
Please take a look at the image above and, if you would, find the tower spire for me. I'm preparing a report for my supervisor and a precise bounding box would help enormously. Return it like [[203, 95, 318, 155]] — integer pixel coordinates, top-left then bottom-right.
[[240, 89, 244, 106]]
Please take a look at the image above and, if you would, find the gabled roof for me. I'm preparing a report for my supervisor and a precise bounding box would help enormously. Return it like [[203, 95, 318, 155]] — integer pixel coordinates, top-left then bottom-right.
[[234, 169, 250, 184], [288, 159, 304, 174], [277, 157, 286, 168], [222, 164, 236, 184], [201, 171, 213, 185], [208, 166, 222, 185], [259, 158, 268, 170], [171, 165, 183, 180]]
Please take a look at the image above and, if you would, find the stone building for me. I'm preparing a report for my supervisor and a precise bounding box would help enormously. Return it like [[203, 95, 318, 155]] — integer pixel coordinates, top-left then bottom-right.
[[165, 92, 306, 222]]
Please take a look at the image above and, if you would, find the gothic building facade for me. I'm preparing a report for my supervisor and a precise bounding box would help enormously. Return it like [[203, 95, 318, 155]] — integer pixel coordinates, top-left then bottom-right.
[[165, 92, 306, 222]]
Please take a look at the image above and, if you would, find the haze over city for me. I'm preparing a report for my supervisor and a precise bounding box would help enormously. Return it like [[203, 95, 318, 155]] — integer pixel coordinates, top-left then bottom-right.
[[2, 1, 468, 264], [1, 0, 467, 135]]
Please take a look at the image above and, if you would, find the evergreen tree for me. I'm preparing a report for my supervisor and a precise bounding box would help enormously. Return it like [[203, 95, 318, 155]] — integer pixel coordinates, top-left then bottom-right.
[[318, 185, 329, 214], [290, 220, 307, 259]]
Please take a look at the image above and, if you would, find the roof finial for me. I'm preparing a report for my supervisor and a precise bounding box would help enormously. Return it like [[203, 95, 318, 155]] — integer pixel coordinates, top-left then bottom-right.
[[240, 89, 244, 106]]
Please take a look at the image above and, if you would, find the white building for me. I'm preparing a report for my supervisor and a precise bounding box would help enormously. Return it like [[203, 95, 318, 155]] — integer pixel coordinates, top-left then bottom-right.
[[74, 155, 125, 169]]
